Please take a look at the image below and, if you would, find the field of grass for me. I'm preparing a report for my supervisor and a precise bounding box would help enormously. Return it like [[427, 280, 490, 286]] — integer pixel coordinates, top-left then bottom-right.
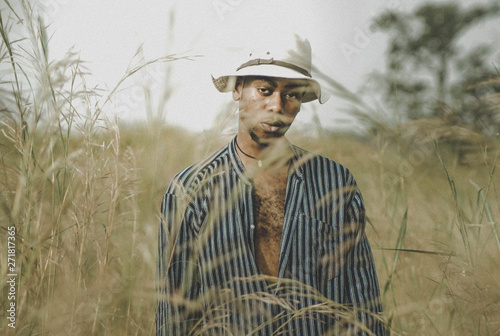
[[1, 3, 500, 335]]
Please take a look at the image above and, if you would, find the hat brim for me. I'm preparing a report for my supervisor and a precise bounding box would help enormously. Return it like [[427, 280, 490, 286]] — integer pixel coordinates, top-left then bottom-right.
[[212, 65, 329, 104]]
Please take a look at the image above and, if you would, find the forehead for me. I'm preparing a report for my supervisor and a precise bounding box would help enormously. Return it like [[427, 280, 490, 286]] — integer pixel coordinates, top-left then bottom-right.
[[242, 76, 309, 89]]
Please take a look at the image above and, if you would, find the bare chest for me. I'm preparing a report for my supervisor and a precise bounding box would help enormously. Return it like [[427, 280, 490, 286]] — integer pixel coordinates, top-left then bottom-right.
[[252, 173, 288, 277], [253, 180, 287, 237]]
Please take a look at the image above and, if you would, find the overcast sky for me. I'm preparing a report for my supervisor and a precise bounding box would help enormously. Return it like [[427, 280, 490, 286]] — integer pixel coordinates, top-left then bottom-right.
[[7, 0, 500, 132]]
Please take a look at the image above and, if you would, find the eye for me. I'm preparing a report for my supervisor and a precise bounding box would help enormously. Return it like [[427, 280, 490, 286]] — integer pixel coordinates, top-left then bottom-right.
[[257, 87, 271, 95], [285, 92, 303, 100]]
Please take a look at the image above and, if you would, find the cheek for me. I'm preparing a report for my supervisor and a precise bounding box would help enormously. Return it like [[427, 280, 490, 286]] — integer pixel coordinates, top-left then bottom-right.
[[245, 92, 258, 104], [284, 105, 301, 119], [239, 93, 264, 113]]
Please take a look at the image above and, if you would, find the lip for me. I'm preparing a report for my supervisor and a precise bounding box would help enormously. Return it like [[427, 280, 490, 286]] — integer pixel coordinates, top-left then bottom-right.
[[261, 122, 286, 133]]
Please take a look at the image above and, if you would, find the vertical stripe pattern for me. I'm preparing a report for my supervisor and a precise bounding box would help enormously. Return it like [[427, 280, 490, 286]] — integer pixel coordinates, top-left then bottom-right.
[[156, 137, 384, 335]]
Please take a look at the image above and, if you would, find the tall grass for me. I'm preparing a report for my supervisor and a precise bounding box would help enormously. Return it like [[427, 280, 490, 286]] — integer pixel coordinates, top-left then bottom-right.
[[0, 2, 192, 335], [291, 121, 500, 334], [306, 63, 500, 334], [1, 1, 500, 335]]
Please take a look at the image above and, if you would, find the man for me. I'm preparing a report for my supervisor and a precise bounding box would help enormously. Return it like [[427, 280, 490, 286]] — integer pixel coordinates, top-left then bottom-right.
[[156, 33, 384, 335]]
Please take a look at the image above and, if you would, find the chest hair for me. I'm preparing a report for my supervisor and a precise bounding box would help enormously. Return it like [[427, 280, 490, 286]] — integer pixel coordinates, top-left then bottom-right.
[[252, 172, 288, 277]]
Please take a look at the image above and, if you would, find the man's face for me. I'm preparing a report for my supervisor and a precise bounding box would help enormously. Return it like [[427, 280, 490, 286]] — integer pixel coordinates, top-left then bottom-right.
[[233, 76, 307, 145]]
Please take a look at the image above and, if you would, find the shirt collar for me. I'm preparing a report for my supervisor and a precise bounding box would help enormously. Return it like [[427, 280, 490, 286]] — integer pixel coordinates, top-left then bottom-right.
[[228, 136, 305, 184]]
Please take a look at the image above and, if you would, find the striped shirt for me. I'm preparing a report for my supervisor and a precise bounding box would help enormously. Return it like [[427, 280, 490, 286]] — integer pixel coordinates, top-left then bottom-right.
[[156, 137, 384, 335]]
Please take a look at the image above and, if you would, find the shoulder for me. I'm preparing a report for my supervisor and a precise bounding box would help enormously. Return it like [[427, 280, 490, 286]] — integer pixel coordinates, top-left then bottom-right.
[[165, 143, 232, 199], [292, 145, 365, 214], [292, 145, 357, 187]]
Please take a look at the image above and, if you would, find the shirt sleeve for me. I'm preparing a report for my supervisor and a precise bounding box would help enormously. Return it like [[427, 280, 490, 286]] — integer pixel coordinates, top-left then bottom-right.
[[156, 184, 201, 336], [343, 189, 385, 335]]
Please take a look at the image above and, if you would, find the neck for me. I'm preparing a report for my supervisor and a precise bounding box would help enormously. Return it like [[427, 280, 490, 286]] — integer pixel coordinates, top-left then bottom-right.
[[235, 134, 292, 172]]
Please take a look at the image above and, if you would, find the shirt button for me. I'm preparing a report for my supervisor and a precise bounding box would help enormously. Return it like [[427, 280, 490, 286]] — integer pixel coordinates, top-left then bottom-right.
[[250, 225, 255, 230]]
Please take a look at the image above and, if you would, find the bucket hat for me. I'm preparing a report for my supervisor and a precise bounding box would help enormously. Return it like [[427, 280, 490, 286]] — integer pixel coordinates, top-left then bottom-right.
[[211, 33, 329, 104]]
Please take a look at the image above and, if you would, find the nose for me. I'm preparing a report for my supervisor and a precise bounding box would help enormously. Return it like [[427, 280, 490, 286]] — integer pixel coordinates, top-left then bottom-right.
[[266, 91, 285, 114]]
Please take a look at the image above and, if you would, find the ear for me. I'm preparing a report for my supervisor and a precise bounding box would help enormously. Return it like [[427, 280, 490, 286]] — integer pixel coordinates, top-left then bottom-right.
[[232, 78, 243, 101]]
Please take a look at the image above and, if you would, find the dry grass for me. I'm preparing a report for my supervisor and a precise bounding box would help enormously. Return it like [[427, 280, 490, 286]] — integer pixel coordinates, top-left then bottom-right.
[[1, 2, 500, 335]]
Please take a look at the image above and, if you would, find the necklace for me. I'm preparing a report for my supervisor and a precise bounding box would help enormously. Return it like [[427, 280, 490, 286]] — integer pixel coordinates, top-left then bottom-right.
[[235, 137, 263, 167]]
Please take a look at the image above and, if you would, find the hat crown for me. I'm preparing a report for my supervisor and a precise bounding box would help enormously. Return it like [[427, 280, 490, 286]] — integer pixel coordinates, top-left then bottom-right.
[[238, 34, 312, 77]]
